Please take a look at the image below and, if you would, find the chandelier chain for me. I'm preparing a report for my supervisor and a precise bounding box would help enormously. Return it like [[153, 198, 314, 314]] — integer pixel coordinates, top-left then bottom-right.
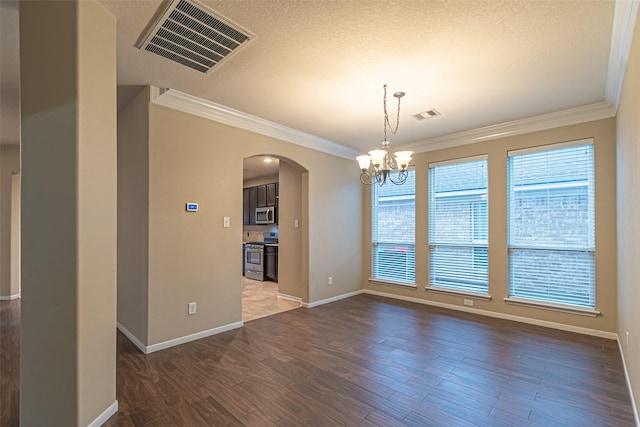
[[383, 84, 402, 141]]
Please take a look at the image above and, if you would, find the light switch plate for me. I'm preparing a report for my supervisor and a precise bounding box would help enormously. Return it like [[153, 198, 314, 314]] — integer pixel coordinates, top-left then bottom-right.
[[223, 217, 230, 227]]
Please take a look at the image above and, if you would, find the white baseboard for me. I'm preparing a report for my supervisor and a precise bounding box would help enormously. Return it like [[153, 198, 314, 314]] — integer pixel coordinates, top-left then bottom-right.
[[116, 323, 147, 354], [302, 288, 617, 339], [277, 292, 302, 303], [362, 289, 618, 340], [87, 400, 118, 427], [147, 321, 244, 354], [617, 337, 640, 426], [117, 321, 245, 354], [0, 294, 20, 301], [303, 290, 364, 309]]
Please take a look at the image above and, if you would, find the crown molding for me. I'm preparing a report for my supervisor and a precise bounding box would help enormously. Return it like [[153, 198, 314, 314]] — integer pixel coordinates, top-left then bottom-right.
[[605, 0, 640, 111], [395, 101, 616, 154], [150, 88, 358, 160], [151, 89, 618, 159]]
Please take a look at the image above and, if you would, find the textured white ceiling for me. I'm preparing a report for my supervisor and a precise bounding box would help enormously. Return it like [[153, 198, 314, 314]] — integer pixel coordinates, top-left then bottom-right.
[[243, 156, 280, 181], [101, 0, 616, 153], [1, 1, 618, 152]]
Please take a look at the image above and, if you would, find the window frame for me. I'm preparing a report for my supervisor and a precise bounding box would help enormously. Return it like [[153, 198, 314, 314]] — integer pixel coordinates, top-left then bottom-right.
[[427, 155, 490, 298], [369, 169, 416, 287], [505, 139, 599, 316]]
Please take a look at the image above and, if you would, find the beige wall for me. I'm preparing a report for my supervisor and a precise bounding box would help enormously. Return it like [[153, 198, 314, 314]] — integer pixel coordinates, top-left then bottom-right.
[[20, 1, 117, 424], [278, 159, 304, 298], [616, 15, 640, 420], [76, 1, 117, 423], [142, 103, 362, 345], [364, 118, 618, 334], [117, 86, 151, 343], [0, 145, 19, 297], [10, 173, 20, 295], [20, 1, 80, 422]]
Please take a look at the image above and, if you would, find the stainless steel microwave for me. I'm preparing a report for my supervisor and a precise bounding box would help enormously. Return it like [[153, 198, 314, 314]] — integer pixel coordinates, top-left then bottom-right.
[[255, 207, 275, 224]]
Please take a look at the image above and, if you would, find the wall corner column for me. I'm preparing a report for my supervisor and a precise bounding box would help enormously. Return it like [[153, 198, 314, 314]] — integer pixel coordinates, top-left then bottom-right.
[[19, 1, 117, 425]]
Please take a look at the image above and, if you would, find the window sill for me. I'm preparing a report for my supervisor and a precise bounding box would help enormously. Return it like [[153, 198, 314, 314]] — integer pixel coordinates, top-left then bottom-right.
[[368, 278, 417, 289], [504, 297, 600, 317], [425, 286, 492, 300]]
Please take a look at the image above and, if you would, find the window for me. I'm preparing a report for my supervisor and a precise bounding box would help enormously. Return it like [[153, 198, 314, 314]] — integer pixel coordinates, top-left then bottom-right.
[[371, 171, 415, 285], [507, 141, 595, 308], [428, 157, 488, 294]]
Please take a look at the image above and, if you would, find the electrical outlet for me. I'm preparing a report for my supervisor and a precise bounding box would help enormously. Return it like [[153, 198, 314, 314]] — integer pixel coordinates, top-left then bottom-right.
[[464, 299, 473, 306], [328, 276, 333, 286], [188, 302, 196, 315]]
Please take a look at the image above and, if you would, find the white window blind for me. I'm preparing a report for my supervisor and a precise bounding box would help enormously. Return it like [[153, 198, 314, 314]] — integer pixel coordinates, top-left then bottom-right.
[[371, 170, 415, 284], [428, 158, 488, 294], [507, 142, 595, 308]]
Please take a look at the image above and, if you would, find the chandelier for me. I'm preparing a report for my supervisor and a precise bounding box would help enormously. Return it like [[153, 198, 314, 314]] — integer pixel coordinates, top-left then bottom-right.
[[356, 85, 413, 186]]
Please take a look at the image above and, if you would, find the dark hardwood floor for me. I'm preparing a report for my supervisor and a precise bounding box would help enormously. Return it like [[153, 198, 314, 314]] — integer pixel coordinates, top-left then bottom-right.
[[0, 299, 19, 427], [1, 295, 636, 426]]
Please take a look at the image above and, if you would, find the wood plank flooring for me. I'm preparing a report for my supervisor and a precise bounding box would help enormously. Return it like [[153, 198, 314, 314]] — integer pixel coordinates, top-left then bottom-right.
[[1, 294, 636, 426], [0, 299, 19, 427]]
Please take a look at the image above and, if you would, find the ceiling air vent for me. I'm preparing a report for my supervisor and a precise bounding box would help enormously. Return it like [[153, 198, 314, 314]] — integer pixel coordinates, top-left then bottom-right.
[[136, 0, 255, 73], [413, 109, 441, 120]]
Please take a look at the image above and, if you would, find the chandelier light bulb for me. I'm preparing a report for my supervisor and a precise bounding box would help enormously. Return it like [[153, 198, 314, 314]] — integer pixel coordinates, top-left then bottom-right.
[[394, 151, 413, 170], [368, 150, 386, 168], [356, 155, 372, 171]]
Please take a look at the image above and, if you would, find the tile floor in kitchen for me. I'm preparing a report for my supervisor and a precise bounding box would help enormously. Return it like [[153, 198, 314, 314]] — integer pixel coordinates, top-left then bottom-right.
[[242, 277, 301, 321]]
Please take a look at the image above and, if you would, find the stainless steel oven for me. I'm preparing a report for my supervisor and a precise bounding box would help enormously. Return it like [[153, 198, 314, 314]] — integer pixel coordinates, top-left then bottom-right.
[[244, 243, 264, 281], [244, 232, 278, 282]]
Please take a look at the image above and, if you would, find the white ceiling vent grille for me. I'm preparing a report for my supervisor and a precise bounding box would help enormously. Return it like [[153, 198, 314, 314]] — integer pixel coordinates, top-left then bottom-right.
[[413, 109, 441, 120], [136, 0, 255, 73]]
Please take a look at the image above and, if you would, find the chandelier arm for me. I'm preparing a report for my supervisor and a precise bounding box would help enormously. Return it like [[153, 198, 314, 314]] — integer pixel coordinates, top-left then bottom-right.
[[360, 172, 371, 185], [360, 170, 385, 185], [386, 170, 409, 185]]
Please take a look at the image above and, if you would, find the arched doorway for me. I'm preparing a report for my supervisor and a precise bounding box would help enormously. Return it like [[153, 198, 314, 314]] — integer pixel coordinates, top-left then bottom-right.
[[241, 155, 308, 321]]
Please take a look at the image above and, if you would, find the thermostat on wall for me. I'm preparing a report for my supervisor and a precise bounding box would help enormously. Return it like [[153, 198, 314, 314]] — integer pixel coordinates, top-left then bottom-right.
[[186, 203, 198, 212]]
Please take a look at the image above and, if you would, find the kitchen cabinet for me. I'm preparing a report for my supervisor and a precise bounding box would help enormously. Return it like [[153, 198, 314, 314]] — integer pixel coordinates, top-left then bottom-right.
[[248, 186, 257, 224], [266, 183, 277, 206], [265, 245, 278, 282], [242, 188, 250, 225], [257, 185, 267, 207], [243, 182, 279, 225], [273, 183, 279, 223]]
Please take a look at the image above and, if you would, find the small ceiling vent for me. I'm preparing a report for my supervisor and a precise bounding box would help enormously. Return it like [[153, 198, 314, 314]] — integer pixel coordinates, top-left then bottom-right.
[[136, 0, 255, 73], [413, 109, 441, 120]]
